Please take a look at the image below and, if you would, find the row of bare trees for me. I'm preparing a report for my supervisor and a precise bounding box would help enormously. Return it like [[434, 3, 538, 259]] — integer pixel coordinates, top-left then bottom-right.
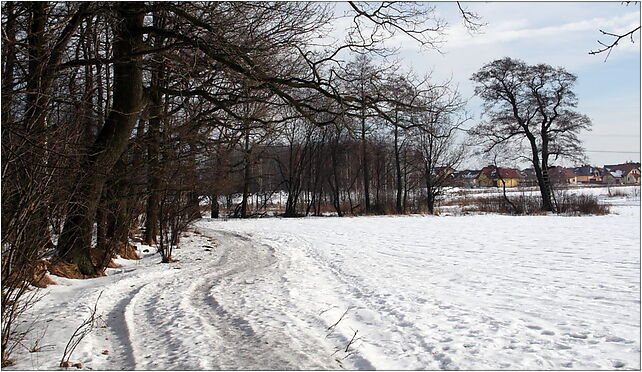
[[199, 61, 469, 217]]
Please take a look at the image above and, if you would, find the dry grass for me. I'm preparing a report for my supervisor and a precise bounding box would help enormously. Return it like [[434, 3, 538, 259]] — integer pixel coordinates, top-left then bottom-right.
[[26, 261, 57, 288], [556, 194, 610, 215], [449, 193, 609, 216], [114, 241, 140, 260], [46, 259, 94, 280]]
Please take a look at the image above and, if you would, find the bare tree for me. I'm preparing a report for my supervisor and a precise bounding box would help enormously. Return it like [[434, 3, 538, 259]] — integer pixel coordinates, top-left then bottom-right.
[[589, 2, 640, 61], [471, 57, 591, 212]]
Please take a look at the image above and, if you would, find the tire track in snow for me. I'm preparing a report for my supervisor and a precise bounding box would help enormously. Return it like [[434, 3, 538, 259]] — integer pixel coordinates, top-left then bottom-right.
[[189, 228, 297, 369], [101, 268, 195, 369], [105, 284, 145, 370], [60, 227, 347, 370], [93, 236, 229, 369]]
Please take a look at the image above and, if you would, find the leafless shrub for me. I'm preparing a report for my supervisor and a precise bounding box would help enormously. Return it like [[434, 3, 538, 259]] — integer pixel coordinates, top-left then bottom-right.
[[59, 291, 103, 367], [325, 307, 351, 338], [461, 192, 608, 216], [333, 328, 363, 369], [467, 195, 541, 215], [321, 307, 364, 369], [1, 141, 65, 366], [556, 194, 610, 215], [157, 186, 200, 263]]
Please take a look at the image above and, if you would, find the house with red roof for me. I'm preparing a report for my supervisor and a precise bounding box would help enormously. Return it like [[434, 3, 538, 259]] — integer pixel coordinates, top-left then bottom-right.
[[548, 166, 577, 185], [603, 163, 641, 185], [477, 165, 523, 187]]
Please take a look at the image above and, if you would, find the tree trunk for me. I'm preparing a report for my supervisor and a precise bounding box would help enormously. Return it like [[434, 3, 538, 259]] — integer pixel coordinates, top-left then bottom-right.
[[57, 3, 144, 275], [330, 141, 343, 217], [526, 134, 554, 212], [425, 164, 435, 215], [240, 125, 251, 218], [394, 126, 403, 214], [210, 194, 219, 218], [186, 143, 202, 220], [144, 12, 166, 245], [361, 115, 371, 213], [105, 154, 131, 245]]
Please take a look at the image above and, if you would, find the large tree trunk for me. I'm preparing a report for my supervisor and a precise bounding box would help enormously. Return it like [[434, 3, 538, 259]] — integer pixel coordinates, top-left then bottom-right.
[[186, 142, 202, 220], [9, 3, 54, 258], [57, 3, 144, 275], [144, 84, 163, 244], [425, 164, 435, 215], [210, 194, 219, 218], [1, 2, 17, 131], [330, 140, 343, 217], [540, 135, 556, 211], [105, 154, 131, 245], [144, 11, 166, 245], [526, 134, 554, 212], [284, 142, 299, 217]]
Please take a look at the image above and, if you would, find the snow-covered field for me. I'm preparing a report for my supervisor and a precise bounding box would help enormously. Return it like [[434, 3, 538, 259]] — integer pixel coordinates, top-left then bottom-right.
[[6, 189, 640, 370]]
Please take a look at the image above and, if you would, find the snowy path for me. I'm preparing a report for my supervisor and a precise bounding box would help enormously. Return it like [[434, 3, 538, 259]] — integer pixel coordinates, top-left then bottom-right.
[[14, 229, 342, 370], [7, 201, 641, 370]]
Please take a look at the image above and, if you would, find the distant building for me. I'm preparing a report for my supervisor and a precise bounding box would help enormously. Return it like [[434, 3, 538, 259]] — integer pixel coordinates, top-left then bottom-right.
[[431, 166, 456, 177], [603, 163, 641, 185], [548, 166, 577, 185], [478, 165, 522, 187], [572, 165, 603, 184], [520, 168, 538, 187], [453, 170, 481, 188]]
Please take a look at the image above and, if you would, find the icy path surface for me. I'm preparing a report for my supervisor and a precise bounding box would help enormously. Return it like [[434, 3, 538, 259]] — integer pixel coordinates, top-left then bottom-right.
[[8, 204, 640, 370]]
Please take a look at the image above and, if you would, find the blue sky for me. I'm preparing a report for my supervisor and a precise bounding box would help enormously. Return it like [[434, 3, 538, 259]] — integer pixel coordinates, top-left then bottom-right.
[[335, 2, 640, 169]]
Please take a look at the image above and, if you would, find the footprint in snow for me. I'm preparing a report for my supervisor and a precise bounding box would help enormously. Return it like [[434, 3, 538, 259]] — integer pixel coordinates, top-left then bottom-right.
[[568, 333, 588, 339], [613, 361, 626, 368], [541, 330, 555, 336], [526, 325, 542, 330]]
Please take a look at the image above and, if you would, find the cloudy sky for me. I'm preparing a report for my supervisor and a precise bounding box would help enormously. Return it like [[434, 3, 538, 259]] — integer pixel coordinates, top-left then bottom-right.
[[337, 2, 640, 169]]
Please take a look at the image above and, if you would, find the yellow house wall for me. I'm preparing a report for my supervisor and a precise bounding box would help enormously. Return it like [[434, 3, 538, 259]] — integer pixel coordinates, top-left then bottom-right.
[[477, 174, 494, 187], [496, 178, 520, 187]]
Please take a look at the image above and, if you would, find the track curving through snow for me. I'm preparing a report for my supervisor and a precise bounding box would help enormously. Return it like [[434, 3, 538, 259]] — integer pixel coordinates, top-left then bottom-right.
[[12, 228, 341, 370], [99, 228, 339, 370]]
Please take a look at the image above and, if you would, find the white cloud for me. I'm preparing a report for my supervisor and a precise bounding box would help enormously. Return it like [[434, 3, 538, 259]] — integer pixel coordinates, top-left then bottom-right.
[[445, 11, 640, 49]]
